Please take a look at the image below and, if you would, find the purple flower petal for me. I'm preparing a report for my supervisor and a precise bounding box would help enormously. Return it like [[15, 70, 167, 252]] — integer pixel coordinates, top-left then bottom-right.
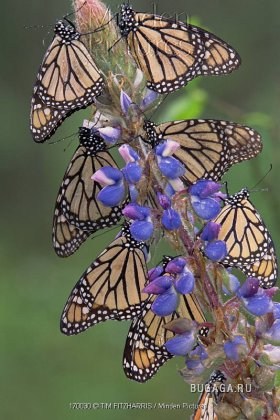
[[130, 220, 153, 241], [224, 336, 246, 361], [143, 275, 173, 295], [237, 277, 259, 298], [129, 185, 138, 202], [152, 288, 179, 316], [119, 144, 139, 163], [148, 266, 164, 282], [191, 196, 221, 220], [120, 90, 133, 114], [204, 240, 227, 262], [273, 303, 280, 320], [162, 209, 182, 230], [242, 292, 274, 316], [165, 331, 196, 356], [201, 222, 221, 242], [122, 204, 150, 221], [157, 193, 171, 210], [155, 140, 180, 157], [265, 319, 280, 342], [189, 179, 222, 199], [97, 184, 125, 207], [98, 126, 121, 144], [92, 166, 123, 186], [123, 162, 142, 184], [175, 271, 195, 295], [165, 257, 186, 274], [158, 156, 186, 179], [141, 89, 159, 109]]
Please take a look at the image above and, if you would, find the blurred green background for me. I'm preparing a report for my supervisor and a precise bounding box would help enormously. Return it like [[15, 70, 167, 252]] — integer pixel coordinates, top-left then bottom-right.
[[1, 0, 280, 419]]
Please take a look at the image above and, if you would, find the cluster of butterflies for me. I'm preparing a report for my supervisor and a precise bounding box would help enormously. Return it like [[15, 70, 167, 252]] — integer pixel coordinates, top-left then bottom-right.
[[30, 3, 278, 419]]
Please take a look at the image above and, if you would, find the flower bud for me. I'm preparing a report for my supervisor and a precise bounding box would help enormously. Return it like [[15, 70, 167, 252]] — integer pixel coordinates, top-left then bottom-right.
[[143, 275, 173, 295], [224, 336, 247, 361], [191, 196, 222, 220], [158, 156, 186, 179], [98, 126, 121, 144], [119, 144, 140, 163], [120, 90, 133, 114], [201, 222, 221, 242], [92, 166, 123, 186], [165, 257, 186, 274], [175, 271, 195, 295], [162, 208, 182, 230]]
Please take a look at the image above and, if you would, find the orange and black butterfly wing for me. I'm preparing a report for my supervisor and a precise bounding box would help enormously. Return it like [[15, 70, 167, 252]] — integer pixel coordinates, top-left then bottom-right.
[[242, 241, 278, 289], [123, 293, 206, 382], [30, 85, 71, 143], [57, 145, 125, 232], [60, 224, 149, 335], [154, 120, 262, 184], [52, 190, 91, 258], [126, 13, 204, 93], [35, 34, 104, 110], [189, 25, 241, 76]]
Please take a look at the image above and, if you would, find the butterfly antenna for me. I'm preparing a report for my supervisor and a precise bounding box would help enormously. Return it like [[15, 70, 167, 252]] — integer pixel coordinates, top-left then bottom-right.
[[63, 137, 76, 153], [91, 224, 121, 240], [223, 181, 230, 196], [108, 36, 123, 52], [48, 132, 78, 146], [63, 0, 87, 20], [251, 164, 273, 190], [149, 93, 170, 121]]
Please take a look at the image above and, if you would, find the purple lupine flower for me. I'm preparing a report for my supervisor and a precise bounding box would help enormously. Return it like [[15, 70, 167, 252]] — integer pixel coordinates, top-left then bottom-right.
[[130, 220, 154, 241], [201, 222, 221, 242], [241, 289, 274, 317], [237, 278, 260, 299], [223, 273, 241, 296], [98, 126, 121, 144], [157, 156, 186, 179], [92, 166, 123, 186], [224, 336, 247, 361], [191, 196, 222, 220], [189, 180, 222, 199], [165, 257, 186, 274], [122, 204, 150, 220], [155, 140, 181, 157], [143, 275, 173, 295], [165, 330, 196, 356], [190, 180, 223, 220], [92, 167, 125, 207], [157, 193, 171, 210], [162, 208, 182, 230], [148, 266, 164, 282], [152, 286, 179, 316], [204, 240, 227, 262], [263, 344, 280, 364], [120, 90, 133, 114], [119, 144, 140, 163], [141, 89, 159, 109], [264, 319, 280, 342], [129, 185, 138, 202], [175, 270, 195, 295], [123, 163, 142, 184]]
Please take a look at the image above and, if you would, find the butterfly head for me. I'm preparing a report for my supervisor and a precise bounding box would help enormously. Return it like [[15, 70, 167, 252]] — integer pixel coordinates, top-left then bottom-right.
[[226, 188, 250, 205], [78, 127, 106, 154], [118, 4, 136, 36], [143, 120, 161, 148], [54, 20, 80, 43]]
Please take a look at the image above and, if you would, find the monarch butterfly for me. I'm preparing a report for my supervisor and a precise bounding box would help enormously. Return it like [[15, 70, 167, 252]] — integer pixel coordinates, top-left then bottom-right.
[[52, 127, 126, 257], [60, 222, 149, 335], [193, 370, 226, 420], [30, 19, 104, 142], [213, 188, 278, 289], [123, 256, 207, 383], [143, 119, 262, 184], [117, 4, 241, 94]]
